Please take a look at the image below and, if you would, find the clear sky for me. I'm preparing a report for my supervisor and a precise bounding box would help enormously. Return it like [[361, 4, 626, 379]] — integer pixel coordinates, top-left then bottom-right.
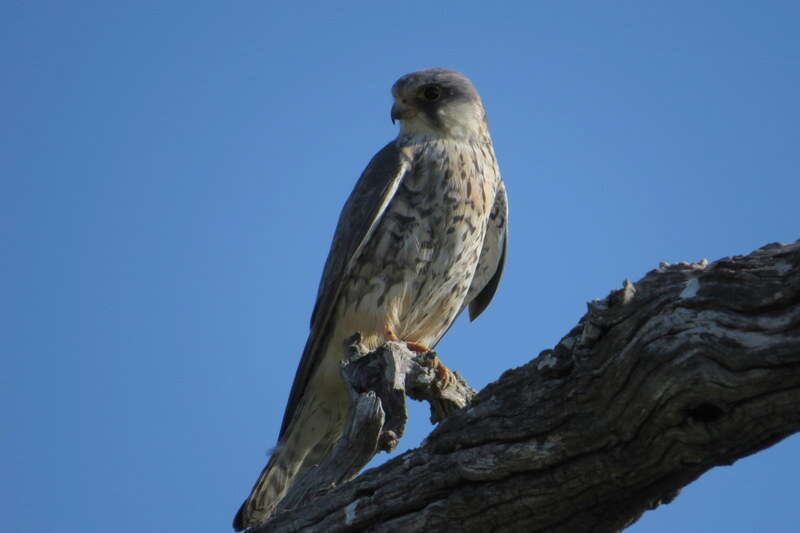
[[2, 2, 798, 532]]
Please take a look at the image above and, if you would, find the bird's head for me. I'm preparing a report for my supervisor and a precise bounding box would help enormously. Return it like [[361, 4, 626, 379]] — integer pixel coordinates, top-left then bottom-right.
[[391, 68, 488, 141]]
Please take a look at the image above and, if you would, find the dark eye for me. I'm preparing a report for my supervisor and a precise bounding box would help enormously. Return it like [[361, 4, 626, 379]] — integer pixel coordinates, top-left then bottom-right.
[[421, 85, 441, 101]]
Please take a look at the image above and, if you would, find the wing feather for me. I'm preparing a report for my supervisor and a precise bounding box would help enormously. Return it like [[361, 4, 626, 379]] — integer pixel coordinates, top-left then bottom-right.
[[278, 141, 410, 439], [468, 179, 509, 321]]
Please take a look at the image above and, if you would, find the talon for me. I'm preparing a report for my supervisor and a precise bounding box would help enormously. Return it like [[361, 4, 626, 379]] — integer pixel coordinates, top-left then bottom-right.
[[405, 341, 431, 354], [432, 357, 455, 386]]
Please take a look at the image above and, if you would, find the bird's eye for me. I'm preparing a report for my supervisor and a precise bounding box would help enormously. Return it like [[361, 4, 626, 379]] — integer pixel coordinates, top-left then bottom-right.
[[421, 85, 441, 102]]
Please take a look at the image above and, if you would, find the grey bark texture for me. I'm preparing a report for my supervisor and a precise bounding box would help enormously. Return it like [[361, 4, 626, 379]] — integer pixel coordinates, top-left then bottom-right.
[[252, 241, 800, 533], [274, 336, 476, 513]]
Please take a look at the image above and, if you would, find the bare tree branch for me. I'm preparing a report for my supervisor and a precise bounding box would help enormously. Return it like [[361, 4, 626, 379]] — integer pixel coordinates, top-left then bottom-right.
[[274, 337, 476, 513], [253, 241, 800, 533]]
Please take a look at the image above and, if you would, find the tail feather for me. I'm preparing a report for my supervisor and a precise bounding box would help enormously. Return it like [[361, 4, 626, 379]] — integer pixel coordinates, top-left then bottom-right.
[[233, 444, 303, 531], [234, 348, 349, 530]]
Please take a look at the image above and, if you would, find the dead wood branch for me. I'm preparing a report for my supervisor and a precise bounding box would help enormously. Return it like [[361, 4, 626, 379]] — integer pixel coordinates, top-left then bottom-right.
[[253, 241, 800, 533]]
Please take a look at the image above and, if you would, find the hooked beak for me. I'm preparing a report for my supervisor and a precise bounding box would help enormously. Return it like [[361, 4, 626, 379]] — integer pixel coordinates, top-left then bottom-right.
[[391, 101, 417, 124]]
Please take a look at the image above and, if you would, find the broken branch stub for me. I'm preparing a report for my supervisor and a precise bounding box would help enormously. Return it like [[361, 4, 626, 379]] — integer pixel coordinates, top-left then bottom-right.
[[270, 334, 477, 519], [254, 241, 800, 533]]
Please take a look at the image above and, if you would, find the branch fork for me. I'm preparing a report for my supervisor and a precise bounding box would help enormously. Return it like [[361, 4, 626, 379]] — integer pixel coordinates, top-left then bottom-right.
[[270, 334, 476, 517]]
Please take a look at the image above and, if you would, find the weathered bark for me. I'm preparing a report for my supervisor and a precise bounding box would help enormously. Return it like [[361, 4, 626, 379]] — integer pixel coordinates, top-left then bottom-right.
[[274, 336, 476, 513], [253, 241, 800, 533]]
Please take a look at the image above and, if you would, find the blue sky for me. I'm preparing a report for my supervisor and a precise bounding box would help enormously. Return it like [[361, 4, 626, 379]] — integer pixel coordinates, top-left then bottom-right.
[[2, 2, 798, 532]]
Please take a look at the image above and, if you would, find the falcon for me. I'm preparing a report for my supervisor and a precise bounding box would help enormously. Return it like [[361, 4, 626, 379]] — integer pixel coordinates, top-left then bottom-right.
[[234, 68, 508, 531]]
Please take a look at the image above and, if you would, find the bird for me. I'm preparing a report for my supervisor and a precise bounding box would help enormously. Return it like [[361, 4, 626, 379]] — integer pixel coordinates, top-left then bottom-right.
[[233, 68, 508, 531]]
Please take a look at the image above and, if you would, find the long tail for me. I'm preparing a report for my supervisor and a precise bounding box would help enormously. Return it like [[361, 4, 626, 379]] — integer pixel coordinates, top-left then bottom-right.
[[234, 339, 350, 530], [233, 441, 305, 531], [233, 389, 347, 529]]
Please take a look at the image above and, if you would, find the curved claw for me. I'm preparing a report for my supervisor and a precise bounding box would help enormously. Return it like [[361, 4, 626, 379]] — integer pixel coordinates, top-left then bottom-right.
[[432, 357, 455, 386]]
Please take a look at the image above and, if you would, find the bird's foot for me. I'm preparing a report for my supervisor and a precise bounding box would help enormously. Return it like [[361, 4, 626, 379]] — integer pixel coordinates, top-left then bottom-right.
[[383, 327, 449, 383], [414, 351, 456, 388], [405, 341, 432, 354], [384, 326, 432, 354], [431, 356, 456, 387]]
